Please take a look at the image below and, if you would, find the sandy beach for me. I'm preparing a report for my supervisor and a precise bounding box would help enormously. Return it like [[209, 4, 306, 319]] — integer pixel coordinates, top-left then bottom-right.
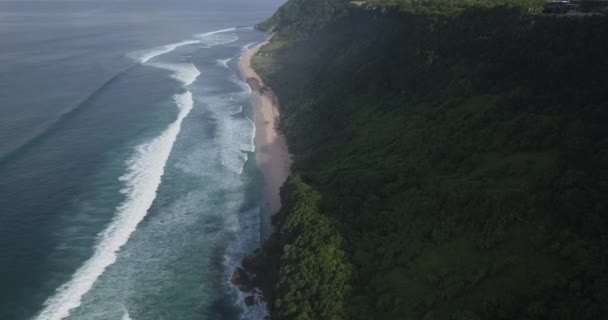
[[240, 40, 291, 215]]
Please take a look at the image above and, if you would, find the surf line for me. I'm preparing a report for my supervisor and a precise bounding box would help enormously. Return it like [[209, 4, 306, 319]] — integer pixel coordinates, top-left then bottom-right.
[[32, 27, 221, 319], [195, 27, 237, 38], [133, 27, 238, 63], [35, 90, 194, 320]]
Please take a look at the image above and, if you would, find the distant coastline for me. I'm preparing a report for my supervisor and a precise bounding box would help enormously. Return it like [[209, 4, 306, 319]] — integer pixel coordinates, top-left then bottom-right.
[[240, 39, 291, 216]]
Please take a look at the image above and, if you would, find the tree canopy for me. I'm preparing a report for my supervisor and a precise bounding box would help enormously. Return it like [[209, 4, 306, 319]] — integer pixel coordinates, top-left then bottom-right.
[[254, 1, 608, 319]]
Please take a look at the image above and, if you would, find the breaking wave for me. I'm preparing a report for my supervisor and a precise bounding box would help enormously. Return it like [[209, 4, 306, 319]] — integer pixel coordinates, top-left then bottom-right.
[[132, 40, 200, 63], [35, 91, 194, 320]]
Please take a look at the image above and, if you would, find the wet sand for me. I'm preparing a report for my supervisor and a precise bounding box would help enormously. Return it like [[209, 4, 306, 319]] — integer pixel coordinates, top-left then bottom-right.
[[240, 40, 291, 215]]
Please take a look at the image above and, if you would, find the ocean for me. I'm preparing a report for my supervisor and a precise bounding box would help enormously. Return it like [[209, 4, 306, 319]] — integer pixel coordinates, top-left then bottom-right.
[[0, 0, 281, 319]]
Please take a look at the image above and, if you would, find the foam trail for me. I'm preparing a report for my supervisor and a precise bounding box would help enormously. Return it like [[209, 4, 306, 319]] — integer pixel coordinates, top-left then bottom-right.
[[243, 42, 257, 51], [199, 34, 239, 47], [35, 91, 195, 320], [217, 113, 255, 175], [129, 27, 238, 63], [195, 27, 239, 47], [217, 58, 232, 68], [195, 28, 239, 47], [195, 27, 236, 38], [148, 62, 200, 85], [135, 40, 200, 63], [232, 74, 252, 95], [121, 308, 132, 320], [237, 42, 260, 95]]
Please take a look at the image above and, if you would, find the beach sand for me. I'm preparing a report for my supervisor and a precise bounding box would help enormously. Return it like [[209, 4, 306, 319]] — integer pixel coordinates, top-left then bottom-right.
[[241, 40, 292, 215]]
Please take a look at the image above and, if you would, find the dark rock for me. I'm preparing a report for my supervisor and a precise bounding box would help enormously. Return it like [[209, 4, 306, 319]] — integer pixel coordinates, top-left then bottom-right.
[[231, 267, 247, 286], [231, 267, 254, 292], [244, 295, 256, 306], [239, 282, 254, 293], [241, 254, 258, 272], [270, 212, 282, 225]]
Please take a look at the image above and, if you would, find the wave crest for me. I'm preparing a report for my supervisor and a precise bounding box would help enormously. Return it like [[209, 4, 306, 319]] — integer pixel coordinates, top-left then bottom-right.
[[35, 91, 195, 320], [147, 62, 201, 86], [131, 40, 200, 63]]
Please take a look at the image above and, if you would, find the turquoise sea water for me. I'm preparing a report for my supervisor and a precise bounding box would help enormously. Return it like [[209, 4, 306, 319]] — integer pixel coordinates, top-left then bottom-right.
[[0, 1, 281, 319]]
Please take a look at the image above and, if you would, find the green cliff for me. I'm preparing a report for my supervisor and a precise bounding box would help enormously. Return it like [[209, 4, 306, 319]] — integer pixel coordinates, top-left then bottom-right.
[[252, 1, 608, 319]]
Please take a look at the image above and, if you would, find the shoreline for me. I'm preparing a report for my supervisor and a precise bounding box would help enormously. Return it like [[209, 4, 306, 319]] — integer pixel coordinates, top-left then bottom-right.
[[240, 39, 291, 216]]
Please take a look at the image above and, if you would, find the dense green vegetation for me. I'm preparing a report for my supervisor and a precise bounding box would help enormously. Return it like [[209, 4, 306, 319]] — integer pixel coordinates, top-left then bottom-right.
[[257, 176, 352, 319], [252, 0, 608, 319]]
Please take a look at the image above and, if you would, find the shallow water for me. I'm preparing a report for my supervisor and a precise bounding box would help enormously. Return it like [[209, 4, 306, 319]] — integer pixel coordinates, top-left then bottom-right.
[[0, 1, 280, 319]]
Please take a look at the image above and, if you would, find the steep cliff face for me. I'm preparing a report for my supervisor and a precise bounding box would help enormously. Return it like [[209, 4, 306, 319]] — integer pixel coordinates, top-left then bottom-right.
[[256, 0, 348, 32], [253, 1, 608, 319]]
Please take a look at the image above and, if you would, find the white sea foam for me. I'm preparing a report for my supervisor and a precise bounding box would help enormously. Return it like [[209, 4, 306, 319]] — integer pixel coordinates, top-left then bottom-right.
[[35, 91, 195, 320], [217, 58, 232, 68], [232, 74, 252, 96], [134, 40, 200, 63], [195, 27, 236, 38], [203, 93, 255, 175], [223, 207, 269, 320], [217, 113, 255, 175], [195, 27, 239, 47], [128, 27, 239, 64], [121, 307, 132, 320], [200, 34, 239, 47], [243, 42, 257, 51], [236, 42, 260, 95], [148, 62, 201, 85]]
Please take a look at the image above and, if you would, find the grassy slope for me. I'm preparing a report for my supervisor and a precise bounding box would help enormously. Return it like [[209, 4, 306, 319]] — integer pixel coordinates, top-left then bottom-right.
[[253, 1, 608, 319]]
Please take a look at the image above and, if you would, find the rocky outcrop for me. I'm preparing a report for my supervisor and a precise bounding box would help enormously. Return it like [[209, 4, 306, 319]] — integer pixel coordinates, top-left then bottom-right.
[[241, 254, 258, 273], [231, 251, 268, 307], [244, 295, 256, 306], [230, 267, 254, 292]]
